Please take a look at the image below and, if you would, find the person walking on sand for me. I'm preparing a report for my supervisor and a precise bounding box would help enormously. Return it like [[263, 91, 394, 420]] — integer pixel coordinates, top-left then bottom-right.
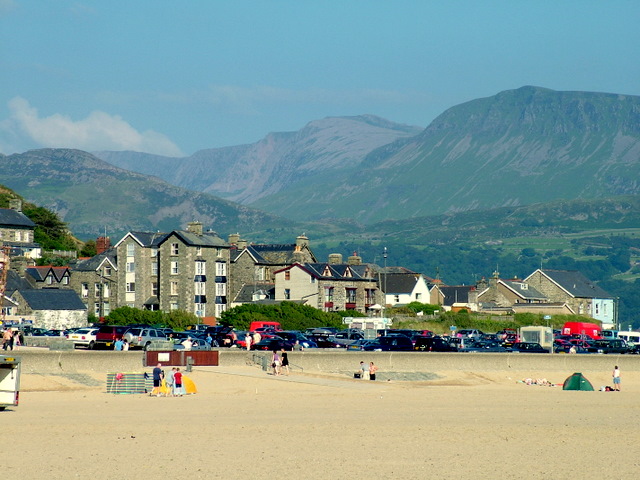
[[369, 362, 378, 381], [281, 349, 290, 375], [613, 365, 621, 391], [151, 363, 163, 397], [272, 350, 281, 375], [359, 361, 367, 380]]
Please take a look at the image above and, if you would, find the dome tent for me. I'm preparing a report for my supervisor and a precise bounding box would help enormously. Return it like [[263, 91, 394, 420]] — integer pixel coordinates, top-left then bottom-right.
[[562, 372, 594, 391]]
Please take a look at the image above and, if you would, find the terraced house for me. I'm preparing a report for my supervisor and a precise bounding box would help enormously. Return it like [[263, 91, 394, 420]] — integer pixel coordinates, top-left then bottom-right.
[[157, 222, 230, 319], [273, 252, 382, 314]]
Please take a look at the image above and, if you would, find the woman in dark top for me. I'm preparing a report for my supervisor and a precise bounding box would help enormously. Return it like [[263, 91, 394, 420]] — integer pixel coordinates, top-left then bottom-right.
[[281, 349, 290, 375]]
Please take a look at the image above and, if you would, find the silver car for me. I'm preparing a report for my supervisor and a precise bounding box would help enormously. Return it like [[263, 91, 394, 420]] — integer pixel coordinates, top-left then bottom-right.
[[123, 327, 167, 350]]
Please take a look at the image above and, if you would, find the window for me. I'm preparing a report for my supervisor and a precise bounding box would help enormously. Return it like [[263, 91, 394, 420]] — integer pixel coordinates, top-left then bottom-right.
[[152, 282, 158, 296], [216, 262, 226, 276], [346, 288, 357, 303], [284, 288, 291, 300], [81, 283, 88, 298], [126, 262, 135, 273], [196, 246, 202, 256], [171, 243, 179, 255], [151, 247, 158, 257], [127, 243, 135, 256], [215, 247, 222, 258], [195, 303, 206, 317], [170, 281, 178, 295], [94, 283, 102, 296], [103, 283, 110, 298], [103, 302, 110, 316], [415, 293, 422, 300], [14, 231, 21, 242], [94, 303, 101, 315], [394, 295, 400, 303], [324, 286, 334, 302], [171, 261, 179, 275], [310, 276, 316, 283], [216, 283, 226, 296], [45, 275, 53, 285], [170, 302, 178, 311], [126, 282, 135, 293], [195, 282, 206, 295], [62, 276, 69, 285], [285, 270, 291, 281], [151, 262, 158, 275], [195, 260, 206, 275], [104, 266, 112, 277]]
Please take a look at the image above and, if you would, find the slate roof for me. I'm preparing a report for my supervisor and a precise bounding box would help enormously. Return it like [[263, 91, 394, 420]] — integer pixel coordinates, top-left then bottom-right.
[[383, 273, 422, 294], [233, 283, 275, 303], [0, 208, 35, 228], [163, 230, 228, 247], [231, 243, 316, 264], [440, 286, 475, 305], [290, 263, 377, 282], [537, 269, 611, 298], [17, 289, 87, 311], [5, 270, 32, 293], [500, 280, 546, 300], [115, 231, 169, 248], [71, 248, 117, 272]]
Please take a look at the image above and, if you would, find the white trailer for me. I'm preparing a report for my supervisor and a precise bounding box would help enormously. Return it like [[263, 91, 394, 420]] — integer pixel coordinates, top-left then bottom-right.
[[518, 326, 554, 351], [0, 355, 21, 410]]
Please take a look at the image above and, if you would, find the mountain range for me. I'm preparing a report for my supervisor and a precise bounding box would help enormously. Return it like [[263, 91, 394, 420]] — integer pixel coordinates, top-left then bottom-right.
[[0, 86, 639, 244], [95, 86, 640, 225]]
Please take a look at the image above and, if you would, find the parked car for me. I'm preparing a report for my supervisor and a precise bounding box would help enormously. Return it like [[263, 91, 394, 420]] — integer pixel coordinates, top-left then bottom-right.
[[123, 327, 167, 350], [509, 342, 549, 353], [346, 339, 380, 351], [459, 340, 508, 353], [252, 337, 295, 351], [363, 334, 414, 351], [277, 331, 317, 349], [331, 331, 364, 347], [457, 329, 484, 339], [414, 336, 457, 352], [590, 339, 630, 354], [67, 327, 98, 349], [95, 325, 131, 349], [172, 338, 211, 351]]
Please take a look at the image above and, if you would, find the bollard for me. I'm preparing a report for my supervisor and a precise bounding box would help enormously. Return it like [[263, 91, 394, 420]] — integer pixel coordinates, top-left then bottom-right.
[[186, 356, 194, 372]]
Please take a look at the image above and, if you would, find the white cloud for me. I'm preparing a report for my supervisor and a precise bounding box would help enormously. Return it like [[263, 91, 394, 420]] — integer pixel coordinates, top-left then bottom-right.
[[5, 97, 184, 156]]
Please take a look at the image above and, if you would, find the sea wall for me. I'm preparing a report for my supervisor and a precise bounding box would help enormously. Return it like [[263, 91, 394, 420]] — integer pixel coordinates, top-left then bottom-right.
[[12, 348, 640, 375]]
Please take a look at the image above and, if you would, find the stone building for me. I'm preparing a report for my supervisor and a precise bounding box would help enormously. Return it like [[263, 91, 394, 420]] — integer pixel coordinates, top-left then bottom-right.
[[68, 248, 118, 318], [228, 233, 316, 306], [0, 199, 40, 258], [157, 222, 230, 319], [9, 288, 87, 329], [273, 252, 382, 314], [113, 231, 168, 311]]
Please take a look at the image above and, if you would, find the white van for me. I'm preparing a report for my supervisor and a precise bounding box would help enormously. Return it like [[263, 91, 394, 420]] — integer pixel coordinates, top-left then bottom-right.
[[617, 331, 640, 347], [0, 355, 21, 410]]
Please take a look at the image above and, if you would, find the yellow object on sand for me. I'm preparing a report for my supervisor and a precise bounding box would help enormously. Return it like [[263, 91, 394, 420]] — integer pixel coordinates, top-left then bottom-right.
[[183, 375, 197, 394]]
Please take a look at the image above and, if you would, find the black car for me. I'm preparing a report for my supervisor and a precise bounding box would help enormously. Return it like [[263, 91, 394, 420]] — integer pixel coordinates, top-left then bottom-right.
[[414, 336, 457, 352], [363, 334, 414, 351], [252, 337, 295, 351], [590, 339, 630, 354], [509, 342, 549, 353]]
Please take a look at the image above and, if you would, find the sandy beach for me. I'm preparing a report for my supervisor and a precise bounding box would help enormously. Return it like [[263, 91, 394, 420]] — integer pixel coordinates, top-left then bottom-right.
[[4, 355, 640, 480]]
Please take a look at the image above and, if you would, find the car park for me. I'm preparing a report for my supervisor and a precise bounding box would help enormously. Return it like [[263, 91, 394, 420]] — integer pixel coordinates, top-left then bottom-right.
[[67, 327, 98, 349], [277, 331, 317, 349], [331, 331, 364, 347], [172, 338, 211, 351], [346, 339, 380, 351], [459, 340, 508, 353]]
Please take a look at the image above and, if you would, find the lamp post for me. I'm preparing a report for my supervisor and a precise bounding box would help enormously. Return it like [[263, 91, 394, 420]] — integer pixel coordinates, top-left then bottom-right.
[[382, 247, 388, 319]]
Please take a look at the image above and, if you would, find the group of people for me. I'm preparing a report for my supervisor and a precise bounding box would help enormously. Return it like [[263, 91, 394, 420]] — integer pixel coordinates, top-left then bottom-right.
[[2, 328, 21, 351], [271, 349, 289, 375], [113, 337, 130, 351], [358, 361, 378, 380], [151, 363, 185, 397]]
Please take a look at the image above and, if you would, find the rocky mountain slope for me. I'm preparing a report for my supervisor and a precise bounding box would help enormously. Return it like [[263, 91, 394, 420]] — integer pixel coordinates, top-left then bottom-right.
[[95, 114, 422, 204], [0, 149, 296, 239], [256, 86, 640, 223]]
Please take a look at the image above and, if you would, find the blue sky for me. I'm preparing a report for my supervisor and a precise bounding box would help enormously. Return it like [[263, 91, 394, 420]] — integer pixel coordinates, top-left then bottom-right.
[[1, 1, 638, 157]]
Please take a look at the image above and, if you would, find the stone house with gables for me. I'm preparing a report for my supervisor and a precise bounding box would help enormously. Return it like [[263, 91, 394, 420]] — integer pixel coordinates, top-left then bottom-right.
[[0, 199, 40, 258], [24, 265, 71, 289], [157, 222, 230, 319], [273, 253, 382, 314], [229, 234, 316, 306], [524, 269, 614, 325], [69, 248, 118, 318]]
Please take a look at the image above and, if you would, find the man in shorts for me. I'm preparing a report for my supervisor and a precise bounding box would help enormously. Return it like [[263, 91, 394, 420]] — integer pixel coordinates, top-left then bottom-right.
[[151, 363, 163, 397]]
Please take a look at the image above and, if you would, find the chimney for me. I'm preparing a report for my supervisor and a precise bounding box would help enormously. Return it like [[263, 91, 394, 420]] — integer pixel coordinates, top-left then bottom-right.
[[237, 239, 247, 250], [295, 234, 309, 249], [228, 233, 240, 245], [96, 236, 111, 255], [348, 251, 362, 265], [328, 253, 343, 265], [187, 221, 203, 236], [8, 198, 22, 212]]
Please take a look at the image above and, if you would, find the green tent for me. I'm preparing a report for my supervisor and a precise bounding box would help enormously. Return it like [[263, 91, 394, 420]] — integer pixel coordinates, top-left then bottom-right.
[[562, 372, 594, 391]]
